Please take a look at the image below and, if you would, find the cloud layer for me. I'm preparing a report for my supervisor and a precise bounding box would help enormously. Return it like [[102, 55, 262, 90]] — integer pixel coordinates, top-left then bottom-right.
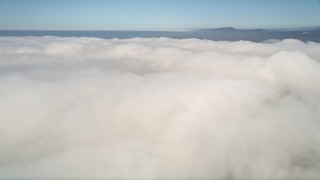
[[0, 37, 320, 179]]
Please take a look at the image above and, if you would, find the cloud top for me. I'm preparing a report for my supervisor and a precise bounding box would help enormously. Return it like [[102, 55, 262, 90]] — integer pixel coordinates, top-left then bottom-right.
[[0, 37, 320, 179]]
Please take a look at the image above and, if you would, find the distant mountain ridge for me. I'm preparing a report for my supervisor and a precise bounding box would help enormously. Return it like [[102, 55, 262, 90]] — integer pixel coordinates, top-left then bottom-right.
[[199, 26, 320, 32], [207, 27, 237, 31]]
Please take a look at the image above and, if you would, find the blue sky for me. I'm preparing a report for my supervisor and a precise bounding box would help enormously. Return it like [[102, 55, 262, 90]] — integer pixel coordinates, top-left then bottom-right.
[[0, 0, 320, 30]]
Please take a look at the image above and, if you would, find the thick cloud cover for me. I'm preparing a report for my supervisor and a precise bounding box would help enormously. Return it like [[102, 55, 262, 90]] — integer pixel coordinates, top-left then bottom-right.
[[0, 37, 320, 179]]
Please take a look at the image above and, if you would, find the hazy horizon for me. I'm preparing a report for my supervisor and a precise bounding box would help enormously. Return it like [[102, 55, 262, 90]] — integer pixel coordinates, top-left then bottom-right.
[[1, 25, 320, 31]]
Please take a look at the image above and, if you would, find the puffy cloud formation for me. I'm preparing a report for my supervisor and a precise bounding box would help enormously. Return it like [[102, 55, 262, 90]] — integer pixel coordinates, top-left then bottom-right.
[[0, 36, 320, 179]]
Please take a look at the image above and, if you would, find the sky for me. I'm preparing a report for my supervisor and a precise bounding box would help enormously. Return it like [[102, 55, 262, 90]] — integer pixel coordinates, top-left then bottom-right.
[[0, 0, 320, 30]]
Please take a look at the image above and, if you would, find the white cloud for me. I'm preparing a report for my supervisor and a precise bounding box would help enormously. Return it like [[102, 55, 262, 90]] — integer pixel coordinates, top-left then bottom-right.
[[0, 36, 320, 178]]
